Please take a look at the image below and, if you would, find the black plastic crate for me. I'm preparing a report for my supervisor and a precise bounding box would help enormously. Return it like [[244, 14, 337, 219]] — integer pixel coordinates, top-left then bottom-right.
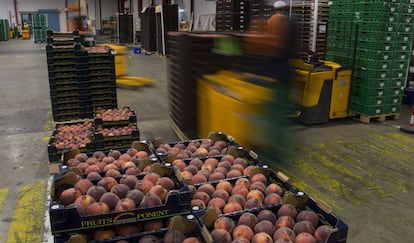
[[47, 30, 79, 37], [53, 112, 94, 123], [94, 107, 137, 127]]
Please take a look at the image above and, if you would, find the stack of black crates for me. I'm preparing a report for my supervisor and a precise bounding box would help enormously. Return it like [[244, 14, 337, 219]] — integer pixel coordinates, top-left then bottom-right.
[[141, 6, 157, 52], [155, 4, 179, 56], [46, 30, 117, 122], [118, 14, 134, 43], [216, 0, 251, 32]]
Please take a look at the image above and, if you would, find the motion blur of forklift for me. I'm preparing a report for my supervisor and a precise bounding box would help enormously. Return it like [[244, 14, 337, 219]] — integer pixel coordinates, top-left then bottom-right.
[[66, 0, 95, 46]]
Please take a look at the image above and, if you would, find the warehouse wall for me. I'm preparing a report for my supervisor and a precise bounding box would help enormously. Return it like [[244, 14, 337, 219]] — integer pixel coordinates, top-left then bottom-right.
[[193, 0, 216, 31]]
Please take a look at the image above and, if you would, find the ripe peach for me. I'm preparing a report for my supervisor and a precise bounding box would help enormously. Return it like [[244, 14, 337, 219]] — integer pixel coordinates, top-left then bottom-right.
[[156, 177, 175, 190], [176, 152, 190, 160], [97, 177, 118, 191], [201, 163, 214, 173], [77, 162, 89, 173], [218, 161, 232, 171], [235, 178, 250, 189], [233, 158, 248, 168], [101, 156, 115, 164], [143, 219, 164, 231], [296, 210, 319, 228], [122, 161, 136, 169], [143, 172, 161, 184], [264, 193, 282, 205], [277, 204, 297, 219], [183, 237, 200, 243], [294, 232, 316, 243], [181, 170, 193, 180], [293, 221, 315, 235], [197, 170, 211, 180], [249, 181, 266, 193], [103, 163, 119, 171], [87, 186, 107, 201], [189, 158, 203, 170], [120, 174, 139, 189], [275, 216, 295, 229], [216, 181, 233, 194], [66, 158, 80, 167], [314, 225, 333, 243], [244, 198, 262, 209], [115, 224, 139, 236], [193, 191, 211, 205], [136, 150, 149, 159], [119, 153, 131, 162], [196, 147, 209, 157], [85, 164, 101, 174], [86, 202, 110, 215], [67, 202, 86, 216], [112, 159, 124, 168], [237, 212, 258, 229], [251, 232, 273, 243], [140, 194, 162, 207], [221, 155, 235, 164], [74, 179, 94, 195], [226, 169, 242, 178], [149, 185, 168, 202], [135, 179, 154, 193], [59, 188, 82, 206], [163, 229, 186, 243], [274, 238, 293, 243], [208, 172, 225, 181], [100, 192, 121, 210], [192, 174, 207, 184], [223, 201, 243, 214], [114, 198, 136, 211], [254, 220, 276, 235], [74, 195, 96, 209], [228, 194, 246, 208], [257, 209, 277, 224], [110, 184, 130, 199], [126, 148, 138, 157], [75, 153, 88, 162], [86, 157, 99, 165], [108, 150, 121, 160], [247, 190, 265, 202], [214, 216, 235, 233], [231, 238, 250, 243], [93, 151, 106, 161], [208, 197, 226, 210], [231, 185, 249, 198], [138, 235, 160, 243], [191, 199, 206, 209], [125, 166, 141, 175], [204, 158, 219, 168], [265, 183, 283, 196], [86, 171, 102, 180], [212, 189, 230, 203], [126, 189, 144, 206], [214, 167, 228, 175], [273, 227, 296, 241], [172, 159, 186, 171], [105, 168, 122, 178], [211, 229, 232, 243], [251, 173, 267, 184], [198, 183, 216, 197], [143, 165, 152, 173], [230, 164, 244, 173], [232, 225, 254, 241], [214, 140, 227, 149], [184, 165, 199, 175], [243, 166, 255, 176], [207, 149, 221, 156], [93, 229, 115, 241]]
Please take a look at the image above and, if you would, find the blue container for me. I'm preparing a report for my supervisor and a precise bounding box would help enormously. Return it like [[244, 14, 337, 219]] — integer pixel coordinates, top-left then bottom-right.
[[133, 46, 142, 54], [403, 88, 414, 105]]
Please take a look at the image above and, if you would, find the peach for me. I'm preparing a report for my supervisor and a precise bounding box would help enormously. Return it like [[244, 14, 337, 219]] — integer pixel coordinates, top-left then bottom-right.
[[156, 177, 175, 190], [264, 193, 282, 205], [136, 150, 149, 159], [122, 161, 136, 169], [103, 163, 119, 171], [163, 229, 186, 243], [111, 183, 130, 199], [126, 189, 144, 206], [294, 232, 316, 243], [233, 158, 248, 168], [254, 220, 276, 235], [114, 198, 136, 211], [149, 185, 168, 202], [249, 181, 266, 193], [86, 186, 107, 201], [143, 219, 164, 231], [143, 172, 161, 184], [257, 209, 277, 224], [207, 149, 221, 156], [265, 183, 283, 196], [184, 165, 199, 175], [93, 229, 115, 241], [201, 163, 214, 173], [197, 170, 211, 180], [135, 179, 154, 193], [138, 235, 160, 243], [208, 172, 225, 181], [181, 171, 193, 180], [237, 212, 258, 229], [140, 194, 162, 207], [277, 204, 297, 219], [231, 185, 249, 198], [296, 210, 319, 228], [115, 224, 139, 236], [105, 168, 122, 178], [86, 202, 110, 215], [251, 232, 273, 243], [214, 141, 227, 149], [172, 159, 186, 171], [231, 238, 250, 243], [192, 174, 207, 184], [74, 195, 96, 209], [293, 221, 315, 235], [208, 197, 226, 210], [230, 164, 244, 173], [125, 166, 141, 175], [189, 158, 203, 170], [127, 148, 138, 157], [216, 180, 233, 194], [85, 164, 101, 174], [97, 176, 118, 191], [93, 151, 106, 161], [67, 202, 86, 216], [99, 192, 120, 210], [214, 167, 228, 175], [120, 174, 139, 189], [221, 154, 235, 164], [251, 173, 267, 184], [211, 229, 232, 243], [212, 189, 230, 203], [77, 162, 89, 173], [112, 159, 124, 168], [204, 158, 219, 168], [198, 183, 216, 197], [183, 237, 200, 243], [108, 150, 121, 160], [214, 216, 235, 233], [247, 190, 265, 202], [244, 198, 262, 209], [234, 178, 250, 189], [314, 225, 333, 243], [273, 227, 296, 241], [218, 161, 232, 171], [66, 158, 80, 167], [192, 191, 211, 205], [191, 199, 206, 209], [243, 166, 255, 176], [74, 179, 94, 195], [75, 153, 88, 162], [228, 194, 246, 208], [232, 225, 254, 241], [119, 153, 131, 162], [223, 201, 243, 214], [226, 169, 242, 178], [101, 156, 115, 164], [275, 216, 295, 229], [86, 171, 102, 180], [176, 152, 190, 159], [86, 157, 99, 165], [274, 238, 294, 243], [59, 188, 82, 206]]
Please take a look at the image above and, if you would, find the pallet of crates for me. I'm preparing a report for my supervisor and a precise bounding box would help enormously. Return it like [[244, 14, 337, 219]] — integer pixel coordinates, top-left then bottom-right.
[[49, 146, 194, 242]]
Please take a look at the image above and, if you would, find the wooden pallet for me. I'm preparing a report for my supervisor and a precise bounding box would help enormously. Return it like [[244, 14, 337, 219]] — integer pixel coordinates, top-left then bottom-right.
[[349, 112, 400, 124]]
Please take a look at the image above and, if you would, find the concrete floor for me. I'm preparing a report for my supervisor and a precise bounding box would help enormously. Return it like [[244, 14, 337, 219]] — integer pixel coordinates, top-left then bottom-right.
[[0, 38, 413, 243]]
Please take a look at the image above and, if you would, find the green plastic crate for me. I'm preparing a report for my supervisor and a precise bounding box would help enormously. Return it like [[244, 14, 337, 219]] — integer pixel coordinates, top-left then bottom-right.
[[355, 57, 390, 70], [393, 51, 410, 60], [358, 21, 397, 32], [352, 75, 388, 88], [397, 23, 414, 33], [351, 84, 386, 97], [357, 39, 393, 52], [356, 49, 393, 60], [349, 102, 386, 115], [389, 69, 407, 79], [400, 14, 413, 24], [384, 104, 401, 113], [387, 79, 405, 87], [357, 31, 395, 42], [385, 87, 404, 96], [396, 33, 412, 43], [385, 95, 403, 104], [350, 94, 387, 105], [392, 42, 410, 52], [391, 60, 409, 70], [353, 68, 390, 79], [352, 2, 390, 13]]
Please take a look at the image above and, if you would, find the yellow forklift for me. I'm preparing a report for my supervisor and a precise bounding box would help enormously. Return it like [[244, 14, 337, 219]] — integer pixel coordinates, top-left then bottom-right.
[[289, 53, 352, 125]]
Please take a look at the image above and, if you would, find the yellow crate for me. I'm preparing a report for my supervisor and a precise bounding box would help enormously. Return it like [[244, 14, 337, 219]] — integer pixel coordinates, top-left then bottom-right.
[[22, 30, 30, 40]]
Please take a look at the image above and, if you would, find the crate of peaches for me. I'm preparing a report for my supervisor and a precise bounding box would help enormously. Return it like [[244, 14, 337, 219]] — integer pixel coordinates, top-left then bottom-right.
[[94, 107, 137, 127]]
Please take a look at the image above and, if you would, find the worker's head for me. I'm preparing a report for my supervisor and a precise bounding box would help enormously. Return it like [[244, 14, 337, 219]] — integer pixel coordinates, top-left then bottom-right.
[[273, 0, 289, 13]]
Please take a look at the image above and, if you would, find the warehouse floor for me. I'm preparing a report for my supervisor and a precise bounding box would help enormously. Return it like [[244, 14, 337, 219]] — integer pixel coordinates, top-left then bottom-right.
[[0, 39, 413, 243]]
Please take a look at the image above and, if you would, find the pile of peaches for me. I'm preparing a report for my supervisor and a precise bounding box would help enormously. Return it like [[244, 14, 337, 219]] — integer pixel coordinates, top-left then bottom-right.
[[52, 122, 93, 150]]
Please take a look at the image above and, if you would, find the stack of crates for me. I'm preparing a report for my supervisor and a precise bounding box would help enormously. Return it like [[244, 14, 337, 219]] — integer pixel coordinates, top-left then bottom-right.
[[327, 0, 414, 116], [216, 0, 250, 32], [32, 13, 47, 43], [46, 30, 117, 122], [0, 19, 10, 41]]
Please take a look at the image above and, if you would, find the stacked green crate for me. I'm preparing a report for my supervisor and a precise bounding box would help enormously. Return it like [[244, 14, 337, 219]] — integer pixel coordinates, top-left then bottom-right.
[[32, 14, 47, 43], [0, 19, 10, 41], [327, 0, 413, 116]]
